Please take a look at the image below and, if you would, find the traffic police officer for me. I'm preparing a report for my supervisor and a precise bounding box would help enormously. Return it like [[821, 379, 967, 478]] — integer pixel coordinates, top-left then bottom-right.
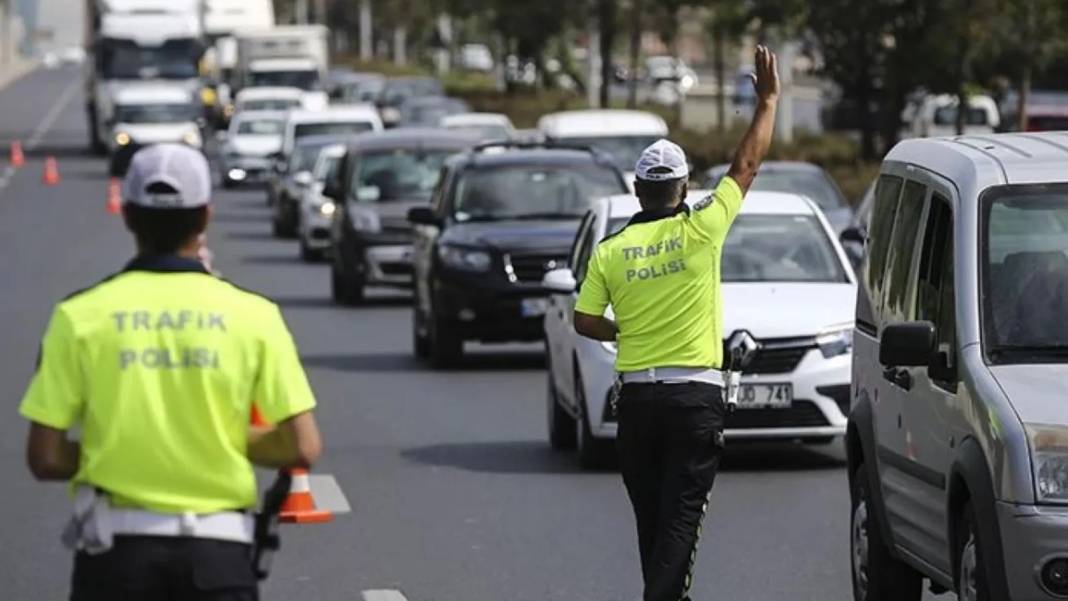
[[20, 144, 323, 600], [574, 46, 780, 601]]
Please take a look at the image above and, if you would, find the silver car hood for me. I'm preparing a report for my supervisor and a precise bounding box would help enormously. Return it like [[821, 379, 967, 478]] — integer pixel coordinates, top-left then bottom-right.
[[989, 364, 1068, 426]]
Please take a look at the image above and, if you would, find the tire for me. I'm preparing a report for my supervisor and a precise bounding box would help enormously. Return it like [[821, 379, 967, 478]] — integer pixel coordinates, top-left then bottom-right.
[[850, 462, 923, 601], [547, 359, 577, 450], [575, 368, 613, 469], [429, 315, 462, 369], [412, 306, 430, 359], [331, 263, 363, 306], [957, 502, 992, 601]]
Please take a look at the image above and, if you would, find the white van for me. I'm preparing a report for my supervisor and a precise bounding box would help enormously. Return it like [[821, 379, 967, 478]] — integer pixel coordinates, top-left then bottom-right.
[[903, 93, 1001, 139], [109, 84, 202, 154], [280, 106, 383, 158], [538, 109, 669, 181]]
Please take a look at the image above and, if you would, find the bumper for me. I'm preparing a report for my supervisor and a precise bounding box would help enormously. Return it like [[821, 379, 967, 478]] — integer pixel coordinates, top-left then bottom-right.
[[579, 343, 851, 441], [434, 277, 549, 343], [998, 502, 1068, 600]]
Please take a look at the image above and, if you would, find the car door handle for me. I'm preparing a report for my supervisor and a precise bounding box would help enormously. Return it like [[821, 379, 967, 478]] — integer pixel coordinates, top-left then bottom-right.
[[882, 367, 912, 391]]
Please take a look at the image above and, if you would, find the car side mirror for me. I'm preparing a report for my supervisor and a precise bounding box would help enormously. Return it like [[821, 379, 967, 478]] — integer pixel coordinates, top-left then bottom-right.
[[294, 171, 314, 187], [408, 206, 441, 226], [541, 268, 577, 293], [840, 226, 865, 245], [879, 321, 935, 367]]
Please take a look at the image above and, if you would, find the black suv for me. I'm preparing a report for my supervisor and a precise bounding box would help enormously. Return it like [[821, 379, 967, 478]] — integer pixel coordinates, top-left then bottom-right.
[[325, 128, 479, 304], [407, 142, 628, 367]]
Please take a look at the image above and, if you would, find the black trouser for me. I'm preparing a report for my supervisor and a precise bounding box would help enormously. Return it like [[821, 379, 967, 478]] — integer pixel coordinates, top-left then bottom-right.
[[617, 382, 726, 601], [71, 535, 258, 601]]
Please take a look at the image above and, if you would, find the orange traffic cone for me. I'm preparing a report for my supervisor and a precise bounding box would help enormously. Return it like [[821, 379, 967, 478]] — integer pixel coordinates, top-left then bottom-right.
[[278, 468, 333, 524], [42, 156, 60, 186], [250, 404, 268, 427], [10, 141, 24, 168], [106, 177, 122, 214]]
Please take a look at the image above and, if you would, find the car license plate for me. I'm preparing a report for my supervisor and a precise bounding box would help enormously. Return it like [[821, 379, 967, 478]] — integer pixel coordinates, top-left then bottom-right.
[[736, 383, 793, 409], [520, 298, 549, 317]]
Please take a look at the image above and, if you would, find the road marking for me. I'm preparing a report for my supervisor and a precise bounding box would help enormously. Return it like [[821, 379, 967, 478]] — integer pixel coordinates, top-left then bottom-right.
[[309, 473, 352, 514], [0, 165, 14, 191], [362, 590, 409, 601], [26, 76, 80, 150]]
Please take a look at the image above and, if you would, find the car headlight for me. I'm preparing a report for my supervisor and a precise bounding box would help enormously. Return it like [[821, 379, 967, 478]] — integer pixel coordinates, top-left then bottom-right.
[[319, 201, 336, 216], [816, 324, 854, 358], [349, 210, 380, 232], [114, 131, 131, 146], [1027, 424, 1068, 503], [438, 245, 492, 272], [182, 131, 202, 147]]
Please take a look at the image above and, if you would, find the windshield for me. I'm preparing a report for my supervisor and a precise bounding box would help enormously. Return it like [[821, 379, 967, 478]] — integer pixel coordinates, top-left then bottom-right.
[[240, 98, 301, 111], [934, 105, 990, 126], [403, 102, 467, 126], [453, 164, 624, 221], [557, 135, 661, 171], [235, 119, 283, 135], [314, 155, 342, 183], [250, 70, 320, 90], [745, 169, 847, 210], [294, 121, 374, 140], [115, 103, 197, 124], [290, 143, 332, 172], [447, 124, 511, 141], [606, 213, 847, 282], [340, 80, 384, 103], [983, 187, 1068, 359], [383, 79, 443, 105], [100, 39, 200, 79], [350, 149, 454, 203]]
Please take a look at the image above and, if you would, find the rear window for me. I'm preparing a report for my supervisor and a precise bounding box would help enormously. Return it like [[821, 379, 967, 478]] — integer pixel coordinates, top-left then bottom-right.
[[294, 121, 374, 139]]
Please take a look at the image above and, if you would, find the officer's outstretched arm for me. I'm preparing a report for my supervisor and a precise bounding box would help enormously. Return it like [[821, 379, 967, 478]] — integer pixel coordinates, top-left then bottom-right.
[[575, 311, 618, 342], [248, 411, 322, 469], [26, 422, 80, 481], [726, 45, 780, 195]]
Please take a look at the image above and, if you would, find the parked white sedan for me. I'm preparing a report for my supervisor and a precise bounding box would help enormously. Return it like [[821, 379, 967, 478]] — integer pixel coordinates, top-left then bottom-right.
[[543, 190, 857, 467]]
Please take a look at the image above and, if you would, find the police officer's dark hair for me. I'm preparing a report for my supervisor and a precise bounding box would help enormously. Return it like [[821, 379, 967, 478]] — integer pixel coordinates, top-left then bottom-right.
[[122, 183, 209, 255], [634, 167, 688, 209]]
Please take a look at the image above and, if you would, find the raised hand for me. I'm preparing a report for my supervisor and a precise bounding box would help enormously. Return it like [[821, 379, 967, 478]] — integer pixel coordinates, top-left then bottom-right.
[[749, 45, 781, 105]]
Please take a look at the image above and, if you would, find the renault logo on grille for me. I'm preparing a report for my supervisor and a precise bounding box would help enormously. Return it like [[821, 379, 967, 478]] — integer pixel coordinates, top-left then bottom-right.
[[544, 259, 558, 270]]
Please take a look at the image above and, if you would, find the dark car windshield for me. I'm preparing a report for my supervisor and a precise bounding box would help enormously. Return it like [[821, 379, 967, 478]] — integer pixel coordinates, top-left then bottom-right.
[[115, 103, 197, 124], [294, 121, 374, 140], [236, 118, 284, 135], [558, 135, 660, 171], [241, 98, 301, 112], [100, 39, 200, 79], [607, 213, 846, 282], [383, 79, 443, 105], [250, 70, 320, 90], [402, 100, 468, 127], [290, 142, 334, 172], [350, 149, 456, 203], [340, 79, 385, 103], [984, 186, 1068, 361], [454, 164, 624, 221]]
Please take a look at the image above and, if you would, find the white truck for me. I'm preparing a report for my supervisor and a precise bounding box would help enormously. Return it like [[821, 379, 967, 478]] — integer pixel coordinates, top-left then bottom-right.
[[201, 0, 275, 125], [84, 0, 205, 154], [233, 26, 329, 95]]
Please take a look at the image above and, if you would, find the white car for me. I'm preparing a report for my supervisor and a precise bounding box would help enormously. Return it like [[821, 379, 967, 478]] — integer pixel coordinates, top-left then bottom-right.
[[109, 84, 202, 154], [280, 106, 383, 159], [543, 190, 857, 467], [229, 86, 327, 120], [441, 112, 516, 141], [219, 110, 285, 187], [538, 109, 668, 183], [297, 143, 345, 261], [902, 93, 1001, 138]]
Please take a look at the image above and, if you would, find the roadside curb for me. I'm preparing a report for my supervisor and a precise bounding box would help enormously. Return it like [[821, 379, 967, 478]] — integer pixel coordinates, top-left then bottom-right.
[[0, 60, 39, 92]]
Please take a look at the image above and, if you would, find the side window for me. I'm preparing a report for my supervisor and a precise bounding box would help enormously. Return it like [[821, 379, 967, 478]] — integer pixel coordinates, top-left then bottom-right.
[[866, 175, 904, 304], [882, 180, 928, 323], [570, 212, 596, 283], [915, 193, 957, 388]]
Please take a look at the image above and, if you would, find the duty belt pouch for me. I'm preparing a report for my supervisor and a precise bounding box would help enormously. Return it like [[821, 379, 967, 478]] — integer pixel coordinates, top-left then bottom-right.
[[62, 487, 114, 555]]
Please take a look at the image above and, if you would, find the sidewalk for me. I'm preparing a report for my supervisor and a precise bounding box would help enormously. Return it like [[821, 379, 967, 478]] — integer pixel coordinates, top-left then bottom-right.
[[0, 58, 38, 91]]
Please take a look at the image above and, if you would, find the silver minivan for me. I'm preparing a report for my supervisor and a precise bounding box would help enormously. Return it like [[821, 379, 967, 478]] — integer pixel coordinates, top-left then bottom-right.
[[849, 132, 1068, 601]]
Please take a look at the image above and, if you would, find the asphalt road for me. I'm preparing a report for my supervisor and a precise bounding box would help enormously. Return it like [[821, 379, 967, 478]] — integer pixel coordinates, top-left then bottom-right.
[[0, 66, 932, 601]]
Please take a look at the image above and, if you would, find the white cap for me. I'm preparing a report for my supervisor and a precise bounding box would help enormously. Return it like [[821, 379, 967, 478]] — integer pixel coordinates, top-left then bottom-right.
[[634, 139, 689, 182], [122, 144, 211, 208]]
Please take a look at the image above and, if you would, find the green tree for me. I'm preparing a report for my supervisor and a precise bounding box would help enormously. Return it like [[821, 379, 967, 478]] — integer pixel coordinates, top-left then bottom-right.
[[989, 0, 1068, 130]]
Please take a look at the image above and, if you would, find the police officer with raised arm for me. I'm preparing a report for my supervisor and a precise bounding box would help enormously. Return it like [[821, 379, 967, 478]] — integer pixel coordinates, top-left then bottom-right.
[[19, 144, 323, 600], [573, 46, 780, 601]]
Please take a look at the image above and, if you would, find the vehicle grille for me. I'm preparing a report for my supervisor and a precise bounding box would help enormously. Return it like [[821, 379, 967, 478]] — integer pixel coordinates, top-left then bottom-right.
[[380, 262, 413, 276], [724, 336, 816, 375], [817, 384, 851, 417], [506, 253, 567, 284], [725, 400, 829, 429]]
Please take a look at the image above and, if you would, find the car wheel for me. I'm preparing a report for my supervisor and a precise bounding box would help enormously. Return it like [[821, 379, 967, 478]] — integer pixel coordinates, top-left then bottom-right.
[[575, 367, 613, 469], [957, 502, 991, 601], [429, 314, 462, 369], [547, 357, 577, 451], [412, 306, 430, 359], [221, 176, 236, 189], [331, 263, 363, 305], [850, 462, 923, 601]]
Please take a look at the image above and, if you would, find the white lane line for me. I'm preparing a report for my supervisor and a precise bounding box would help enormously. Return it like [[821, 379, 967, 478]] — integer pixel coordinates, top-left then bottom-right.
[[361, 590, 409, 601], [26, 76, 81, 150], [0, 165, 14, 190]]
